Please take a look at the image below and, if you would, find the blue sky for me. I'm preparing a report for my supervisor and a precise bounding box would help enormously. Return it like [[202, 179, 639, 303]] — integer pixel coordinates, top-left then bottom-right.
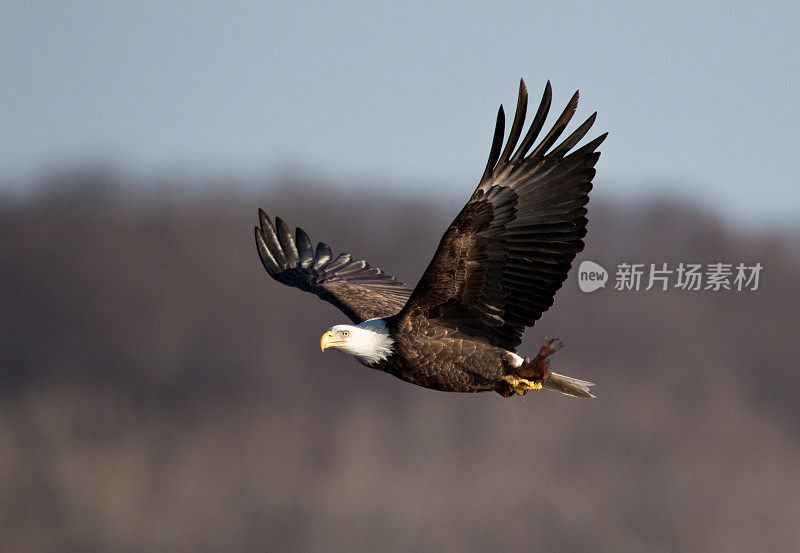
[[2, 1, 798, 228]]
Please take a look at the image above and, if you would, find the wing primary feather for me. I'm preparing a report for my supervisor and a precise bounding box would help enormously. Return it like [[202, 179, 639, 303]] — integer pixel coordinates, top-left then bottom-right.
[[498, 79, 528, 163], [314, 242, 332, 268], [325, 253, 353, 273], [335, 259, 368, 276], [258, 209, 288, 267], [567, 132, 609, 158], [481, 105, 506, 181], [549, 112, 597, 159], [254, 227, 281, 273], [275, 217, 300, 266], [526, 90, 579, 161], [511, 81, 552, 163], [295, 227, 314, 267]]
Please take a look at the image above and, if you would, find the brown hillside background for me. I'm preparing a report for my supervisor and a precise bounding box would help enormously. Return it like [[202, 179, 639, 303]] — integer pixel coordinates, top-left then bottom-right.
[[1, 171, 798, 552]]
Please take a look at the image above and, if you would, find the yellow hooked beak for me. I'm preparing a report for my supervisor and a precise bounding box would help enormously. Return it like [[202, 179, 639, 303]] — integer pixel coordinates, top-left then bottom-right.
[[320, 330, 338, 351]]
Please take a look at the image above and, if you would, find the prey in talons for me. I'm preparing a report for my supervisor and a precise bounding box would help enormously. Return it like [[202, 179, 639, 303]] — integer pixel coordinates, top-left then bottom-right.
[[499, 337, 567, 397]]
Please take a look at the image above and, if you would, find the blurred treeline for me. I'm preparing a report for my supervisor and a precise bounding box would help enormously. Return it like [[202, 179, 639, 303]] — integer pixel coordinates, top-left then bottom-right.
[[1, 169, 798, 552]]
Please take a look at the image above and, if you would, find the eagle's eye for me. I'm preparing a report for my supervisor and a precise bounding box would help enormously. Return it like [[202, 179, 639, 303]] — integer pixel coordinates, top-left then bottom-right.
[[341, 330, 350, 337]]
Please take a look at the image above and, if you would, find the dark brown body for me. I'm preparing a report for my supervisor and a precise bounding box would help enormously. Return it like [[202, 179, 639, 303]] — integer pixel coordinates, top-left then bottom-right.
[[369, 315, 518, 393]]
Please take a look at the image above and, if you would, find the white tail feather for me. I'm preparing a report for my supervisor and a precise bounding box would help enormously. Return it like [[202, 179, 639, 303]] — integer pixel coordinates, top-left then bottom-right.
[[544, 372, 596, 398]]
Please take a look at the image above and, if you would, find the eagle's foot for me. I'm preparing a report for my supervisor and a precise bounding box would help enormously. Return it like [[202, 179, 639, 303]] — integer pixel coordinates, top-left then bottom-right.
[[501, 374, 542, 396]]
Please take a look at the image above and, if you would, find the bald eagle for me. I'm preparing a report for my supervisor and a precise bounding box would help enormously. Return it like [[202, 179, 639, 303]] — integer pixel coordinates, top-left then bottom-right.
[[255, 80, 605, 398]]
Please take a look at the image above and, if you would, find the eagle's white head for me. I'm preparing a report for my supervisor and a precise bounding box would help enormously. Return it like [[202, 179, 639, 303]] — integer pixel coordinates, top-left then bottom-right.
[[320, 318, 394, 366]]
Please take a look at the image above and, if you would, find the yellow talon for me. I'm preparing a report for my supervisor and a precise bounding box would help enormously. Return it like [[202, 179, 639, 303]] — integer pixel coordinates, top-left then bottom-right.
[[501, 375, 542, 396]]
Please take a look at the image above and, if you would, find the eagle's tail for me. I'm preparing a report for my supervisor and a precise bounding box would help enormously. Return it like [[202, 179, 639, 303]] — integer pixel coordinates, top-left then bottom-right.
[[543, 372, 595, 398]]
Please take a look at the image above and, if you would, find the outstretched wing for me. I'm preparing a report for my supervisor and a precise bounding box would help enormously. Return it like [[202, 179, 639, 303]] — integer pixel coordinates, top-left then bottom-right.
[[255, 209, 412, 323], [398, 80, 607, 350]]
